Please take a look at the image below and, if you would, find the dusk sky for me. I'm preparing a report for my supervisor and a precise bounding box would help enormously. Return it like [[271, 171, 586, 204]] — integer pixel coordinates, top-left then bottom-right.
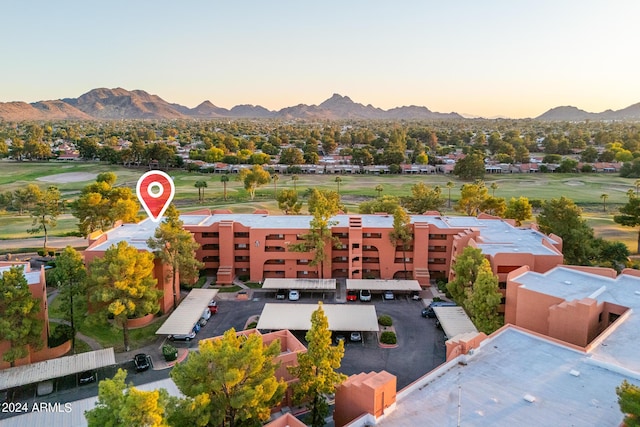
[[3, 1, 639, 118]]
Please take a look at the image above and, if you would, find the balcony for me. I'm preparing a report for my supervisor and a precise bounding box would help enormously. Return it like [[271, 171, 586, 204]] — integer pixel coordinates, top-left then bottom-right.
[[265, 246, 286, 253], [265, 259, 285, 265], [266, 234, 285, 240]]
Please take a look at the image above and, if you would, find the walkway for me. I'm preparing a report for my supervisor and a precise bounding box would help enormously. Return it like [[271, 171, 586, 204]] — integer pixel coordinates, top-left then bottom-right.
[[47, 289, 103, 351]]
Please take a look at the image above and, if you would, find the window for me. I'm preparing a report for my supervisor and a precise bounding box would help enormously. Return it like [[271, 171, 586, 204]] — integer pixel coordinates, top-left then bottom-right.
[[202, 232, 219, 238], [234, 232, 249, 238], [235, 243, 248, 249]]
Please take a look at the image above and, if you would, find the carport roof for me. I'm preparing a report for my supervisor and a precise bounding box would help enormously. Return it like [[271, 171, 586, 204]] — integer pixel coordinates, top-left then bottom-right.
[[347, 279, 422, 291], [156, 288, 219, 335], [433, 306, 478, 340], [0, 348, 116, 390], [257, 303, 379, 331], [262, 278, 336, 290]]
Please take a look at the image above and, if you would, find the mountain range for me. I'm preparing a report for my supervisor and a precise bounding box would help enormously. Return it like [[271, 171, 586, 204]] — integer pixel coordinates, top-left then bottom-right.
[[0, 88, 638, 121]]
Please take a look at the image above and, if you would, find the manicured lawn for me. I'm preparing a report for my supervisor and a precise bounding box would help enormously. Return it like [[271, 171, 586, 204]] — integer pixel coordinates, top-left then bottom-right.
[[0, 214, 79, 240], [79, 317, 163, 352]]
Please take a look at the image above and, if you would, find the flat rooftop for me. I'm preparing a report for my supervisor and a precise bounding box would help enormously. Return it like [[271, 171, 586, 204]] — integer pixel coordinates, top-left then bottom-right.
[[262, 278, 336, 290], [88, 213, 558, 257], [512, 267, 640, 375], [376, 327, 637, 427], [257, 303, 379, 332]]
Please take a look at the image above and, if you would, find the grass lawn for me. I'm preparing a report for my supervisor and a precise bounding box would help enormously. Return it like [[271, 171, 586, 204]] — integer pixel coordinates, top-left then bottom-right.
[[79, 317, 163, 352], [3, 161, 640, 251]]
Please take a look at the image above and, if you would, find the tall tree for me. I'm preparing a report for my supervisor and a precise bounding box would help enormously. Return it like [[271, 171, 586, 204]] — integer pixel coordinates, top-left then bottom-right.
[[465, 259, 503, 334], [171, 328, 286, 427], [272, 173, 280, 198], [616, 380, 640, 427], [490, 182, 499, 197], [148, 204, 203, 310], [289, 302, 347, 427], [290, 189, 341, 279], [87, 241, 161, 351], [504, 196, 533, 226], [0, 266, 43, 366], [453, 152, 485, 180], [401, 182, 445, 214], [601, 193, 609, 212], [359, 195, 401, 214], [220, 174, 230, 201], [28, 185, 60, 249], [194, 180, 207, 203], [456, 182, 489, 216], [73, 173, 140, 236], [446, 181, 455, 209], [49, 246, 86, 352], [12, 183, 41, 215], [538, 196, 597, 264], [375, 184, 383, 197], [446, 246, 485, 308], [335, 176, 343, 194], [479, 196, 506, 217], [614, 192, 640, 253], [389, 207, 413, 279], [85, 369, 172, 427], [277, 189, 302, 215], [239, 164, 270, 200], [291, 174, 299, 192]]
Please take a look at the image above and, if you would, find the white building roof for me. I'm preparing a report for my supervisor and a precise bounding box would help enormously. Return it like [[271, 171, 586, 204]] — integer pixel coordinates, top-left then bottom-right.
[[156, 289, 219, 335], [433, 306, 478, 340], [262, 278, 336, 290], [0, 348, 115, 390], [346, 279, 421, 291], [512, 266, 640, 375], [257, 303, 379, 331], [370, 327, 638, 427]]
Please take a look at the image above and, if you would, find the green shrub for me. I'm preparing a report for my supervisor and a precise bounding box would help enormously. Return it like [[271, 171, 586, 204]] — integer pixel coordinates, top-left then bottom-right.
[[37, 249, 46, 257], [238, 275, 250, 282], [378, 315, 393, 327], [162, 344, 178, 361], [245, 322, 258, 329], [432, 296, 443, 303], [380, 331, 397, 345], [48, 324, 73, 347], [48, 250, 55, 257]]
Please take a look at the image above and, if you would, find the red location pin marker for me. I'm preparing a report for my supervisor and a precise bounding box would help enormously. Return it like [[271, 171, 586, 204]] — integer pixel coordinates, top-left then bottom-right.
[[136, 170, 175, 222]]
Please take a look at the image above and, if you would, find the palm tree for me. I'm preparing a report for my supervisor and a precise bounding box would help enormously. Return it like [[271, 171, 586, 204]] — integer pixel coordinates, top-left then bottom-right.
[[335, 176, 343, 194], [291, 174, 299, 192], [272, 174, 280, 199], [601, 193, 609, 212], [446, 181, 455, 209], [490, 182, 499, 197], [194, 180, 207, 203], [375, 184, 383, 197], [635, 179, 640, 196], [220, 174, 229, 201]]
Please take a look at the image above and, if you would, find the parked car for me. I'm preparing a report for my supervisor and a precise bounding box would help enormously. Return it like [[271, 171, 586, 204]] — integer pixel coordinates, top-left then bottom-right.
[[410, 290, 421, 301], [134, 353, 151, 372], [334, 334, 346, 345], [276, 289, 287, 300], [350, 331, 362, 342], [383, 290, 395, 300], [199, 308, 212, 326], [421, 301, 457, 318], [359, 289, 372, 302], [208, 300, 218, 314], [78, 370, 95, 385], [169, 328, 197, 341], [346, 290, 358, 301], [289, 290, 300, 301]]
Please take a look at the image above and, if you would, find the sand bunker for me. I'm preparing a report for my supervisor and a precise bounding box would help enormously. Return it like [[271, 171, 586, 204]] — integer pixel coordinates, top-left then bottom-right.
[[36, 172, 97, 184], [564, 180, 584, 186]]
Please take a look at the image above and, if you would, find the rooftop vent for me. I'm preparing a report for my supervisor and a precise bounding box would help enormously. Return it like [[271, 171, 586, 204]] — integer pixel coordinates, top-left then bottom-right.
[[635, 291, 640, 296], [569, 370, 581, 377], [564, 280, 572, 285], [523, 394, 536, 403]]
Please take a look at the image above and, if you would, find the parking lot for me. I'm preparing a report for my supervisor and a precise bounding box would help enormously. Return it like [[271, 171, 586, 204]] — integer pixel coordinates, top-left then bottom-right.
[[196, 291, 446, 390], [1, 288, 445, 421]]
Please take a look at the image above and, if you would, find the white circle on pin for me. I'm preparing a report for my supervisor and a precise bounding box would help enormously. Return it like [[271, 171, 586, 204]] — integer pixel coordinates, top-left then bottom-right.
[[148, 182, 164, 198]]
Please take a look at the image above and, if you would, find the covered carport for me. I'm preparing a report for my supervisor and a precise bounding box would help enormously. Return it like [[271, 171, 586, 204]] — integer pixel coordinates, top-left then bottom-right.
[[432, 306, 478, 340], [156, 288, 219, 336], [347, 279, 422, 299], [262, 278, 336, 300], [256, 303, 378, 332], [0, 348, 116, 393]]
